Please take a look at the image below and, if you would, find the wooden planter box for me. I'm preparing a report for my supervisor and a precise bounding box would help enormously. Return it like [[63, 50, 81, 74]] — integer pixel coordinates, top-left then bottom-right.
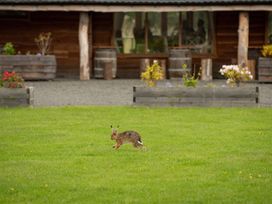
[[133, 86, 259, 107], [258, 57, 272, 83], [0, 55, 56, 80], [0, 87, 34, 107]]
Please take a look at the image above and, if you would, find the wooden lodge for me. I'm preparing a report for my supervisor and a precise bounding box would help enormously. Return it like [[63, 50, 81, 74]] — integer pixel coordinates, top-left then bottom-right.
[[0, 0, 272, 80]]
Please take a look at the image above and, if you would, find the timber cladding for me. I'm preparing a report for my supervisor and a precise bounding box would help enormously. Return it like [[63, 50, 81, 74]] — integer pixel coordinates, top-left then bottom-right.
[[0, 12, 79, 78], [214, 11, 266, 78]]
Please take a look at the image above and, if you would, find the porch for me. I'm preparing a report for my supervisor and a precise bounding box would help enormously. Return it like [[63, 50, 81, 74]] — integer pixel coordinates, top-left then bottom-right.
[[0, 8, 271, 80]]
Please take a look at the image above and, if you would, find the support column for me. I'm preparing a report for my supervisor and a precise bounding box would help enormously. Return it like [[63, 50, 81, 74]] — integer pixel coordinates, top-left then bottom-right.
[[238, 12, 249, 67], [79, 12, 90, 80]]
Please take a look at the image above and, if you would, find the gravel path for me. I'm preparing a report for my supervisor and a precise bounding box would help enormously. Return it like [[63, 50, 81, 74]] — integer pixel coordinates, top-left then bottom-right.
[[26, 80, 143, 106], [26, 80, 272, 107]]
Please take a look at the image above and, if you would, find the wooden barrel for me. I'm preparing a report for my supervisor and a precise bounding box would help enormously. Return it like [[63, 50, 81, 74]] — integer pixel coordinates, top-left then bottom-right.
[[168, 49, 192, 78], [0, 55, 56, 80], [258, 57, 272, 83], [94, 48, 117, 79]]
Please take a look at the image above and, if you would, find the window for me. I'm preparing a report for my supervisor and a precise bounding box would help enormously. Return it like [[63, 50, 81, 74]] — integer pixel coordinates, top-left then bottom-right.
[[167, 12, 179, 47], [114, 11, 214, 54], [147, 13, 166, 53], [268, 12, 272, 44]]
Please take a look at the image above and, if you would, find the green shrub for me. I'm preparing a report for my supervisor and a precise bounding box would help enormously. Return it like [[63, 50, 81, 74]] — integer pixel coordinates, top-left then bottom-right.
[[3, 42, 16, 55], [182, 64, 201, 88]]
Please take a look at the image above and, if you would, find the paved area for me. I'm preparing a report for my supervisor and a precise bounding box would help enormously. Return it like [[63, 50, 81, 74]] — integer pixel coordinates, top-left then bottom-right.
[[26, 79, 272, 107]]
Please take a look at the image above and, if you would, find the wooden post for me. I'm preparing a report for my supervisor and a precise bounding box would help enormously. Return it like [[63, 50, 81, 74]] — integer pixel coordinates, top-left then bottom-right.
[[27, 87, 34, 106], [201, 58, 213, 81], [79, 12, 90, 80], [89, 12, 93, 78], [140, 58, 150, 76], [238, 12, 249, 67]]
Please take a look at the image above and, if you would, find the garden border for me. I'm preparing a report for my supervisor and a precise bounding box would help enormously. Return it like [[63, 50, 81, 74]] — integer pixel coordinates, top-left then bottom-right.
[[133, 86, 259, 107], [0, 87, 34, 107]]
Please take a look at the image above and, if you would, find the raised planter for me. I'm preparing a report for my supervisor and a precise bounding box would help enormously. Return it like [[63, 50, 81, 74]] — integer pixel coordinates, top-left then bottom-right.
[[0, 55, 56, 80], [258, 57, 272, 83], [133, 86, 259, 107], [0, 87, 34, 107]]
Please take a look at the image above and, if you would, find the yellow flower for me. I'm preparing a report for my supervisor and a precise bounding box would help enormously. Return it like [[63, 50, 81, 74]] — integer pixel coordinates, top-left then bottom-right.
[[141, 61, 164, 87]]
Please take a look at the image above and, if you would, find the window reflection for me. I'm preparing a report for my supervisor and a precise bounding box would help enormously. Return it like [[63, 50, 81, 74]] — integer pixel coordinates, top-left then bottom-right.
[[114, 11, 213, 54]]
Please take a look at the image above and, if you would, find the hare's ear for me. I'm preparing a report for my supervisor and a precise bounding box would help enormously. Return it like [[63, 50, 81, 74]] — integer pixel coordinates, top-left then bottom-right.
[[110, 125, 113, 128]]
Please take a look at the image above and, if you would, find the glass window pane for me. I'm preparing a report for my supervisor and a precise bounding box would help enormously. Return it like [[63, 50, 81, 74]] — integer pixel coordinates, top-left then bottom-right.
[[134, 13, 145, 53], [114, 12, 145, 54], [167, 12, 179, 47], [182, 11, 212, 54], [147, 13, 166, 53]]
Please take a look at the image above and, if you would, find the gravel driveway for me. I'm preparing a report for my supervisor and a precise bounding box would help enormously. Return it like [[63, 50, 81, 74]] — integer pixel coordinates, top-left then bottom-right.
[[26, 80, 143, 106], [26, 79, 272, 107]]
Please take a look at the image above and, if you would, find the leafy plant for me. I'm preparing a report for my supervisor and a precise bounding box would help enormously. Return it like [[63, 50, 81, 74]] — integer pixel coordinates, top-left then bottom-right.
[[261, 44, 272, 57], [141, 60, 164, 87], [2, 42, 16, 55], [1, 71, 24, 88], [219, 64, 253, 87], [35, 32, 52, 55], [182, 64, 200, 88]]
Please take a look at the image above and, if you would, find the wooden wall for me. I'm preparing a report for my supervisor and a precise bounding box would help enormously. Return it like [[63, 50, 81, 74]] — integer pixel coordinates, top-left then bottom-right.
[[214, 11, 266, 78], [0, 11, 267, 80], [92, 12, 113, 47], [0, 12, 79, 79]]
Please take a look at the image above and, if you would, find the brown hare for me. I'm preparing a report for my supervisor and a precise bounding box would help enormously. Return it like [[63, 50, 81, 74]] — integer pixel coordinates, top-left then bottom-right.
[[111, 125, 143, 149]]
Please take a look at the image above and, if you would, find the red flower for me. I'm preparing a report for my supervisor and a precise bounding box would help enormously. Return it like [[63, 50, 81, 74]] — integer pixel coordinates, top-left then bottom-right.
[[1, 71, 25, 88]]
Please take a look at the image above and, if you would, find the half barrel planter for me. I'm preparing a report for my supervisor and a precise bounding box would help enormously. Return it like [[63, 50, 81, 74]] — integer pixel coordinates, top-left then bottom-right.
[[258, 57, 272, 83], [0, 87, 34, 107], [168, 48, 192, 78], [94, 48, 117, 79], [0, 55, 57, 80]]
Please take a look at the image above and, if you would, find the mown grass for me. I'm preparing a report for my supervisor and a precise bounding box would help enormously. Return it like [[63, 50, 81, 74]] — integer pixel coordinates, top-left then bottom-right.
[[0, 107, 271, 204]]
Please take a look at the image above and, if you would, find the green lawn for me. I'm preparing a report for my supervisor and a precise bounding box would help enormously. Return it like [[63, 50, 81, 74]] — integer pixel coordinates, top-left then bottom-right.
[[0, 107, 271, 204]]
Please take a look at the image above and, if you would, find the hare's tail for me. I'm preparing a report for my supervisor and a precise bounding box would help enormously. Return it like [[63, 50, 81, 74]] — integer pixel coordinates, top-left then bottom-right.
[[137, 140, 143, 145]]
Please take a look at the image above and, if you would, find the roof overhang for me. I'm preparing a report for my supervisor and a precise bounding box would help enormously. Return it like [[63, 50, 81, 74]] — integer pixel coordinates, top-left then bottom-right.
[[0, 4, 272, 12]]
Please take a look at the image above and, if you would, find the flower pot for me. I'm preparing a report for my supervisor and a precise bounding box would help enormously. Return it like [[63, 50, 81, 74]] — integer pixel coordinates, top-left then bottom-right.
[[0, 87, 34, 107], [133, 86, 259, 107], [258, 57, 272, 83], [0, 55, 56, 80]]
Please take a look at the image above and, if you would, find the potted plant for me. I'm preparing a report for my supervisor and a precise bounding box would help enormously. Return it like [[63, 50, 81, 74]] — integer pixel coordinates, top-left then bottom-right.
[[219, 64, 253, 87], [134, 63, 257, 106], [258, 44, 272, 82], [182, 64, 201, 88], [0, 32, 56, 80], [141, 60, 164, 87], [0, 71, 34, 107]]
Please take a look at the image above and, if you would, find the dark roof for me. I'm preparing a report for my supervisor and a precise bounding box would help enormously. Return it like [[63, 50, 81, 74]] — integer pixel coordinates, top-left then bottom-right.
[[0, 0, 271, 4]]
